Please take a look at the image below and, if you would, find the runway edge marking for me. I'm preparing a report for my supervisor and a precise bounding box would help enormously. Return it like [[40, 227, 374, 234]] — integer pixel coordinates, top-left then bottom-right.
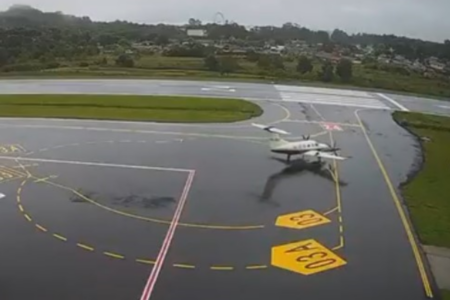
[[355, 109, 433, 298]]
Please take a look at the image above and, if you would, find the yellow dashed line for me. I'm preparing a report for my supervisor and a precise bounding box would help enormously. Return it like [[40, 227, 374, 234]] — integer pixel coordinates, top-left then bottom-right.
[[24, 213, 32, 222], [210, 266, 234, 271], [77, 243, 95, 252], [339, 225, 344, 233], [136, 259, 155, 265], [173, 263, 196, 269], [53, 233, 68, 242], [245, 265, 268, 270], [339, 216, 343, 223], [18, 204, 24, 212], [103, 252, 125, 260], [17, 187, 22, 194], [20, 180, 26, 187], [35, 224, 48, 232], [16, 195, 20, 203]]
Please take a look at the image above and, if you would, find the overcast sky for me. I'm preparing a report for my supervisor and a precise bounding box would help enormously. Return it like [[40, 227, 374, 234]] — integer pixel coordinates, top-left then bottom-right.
[[1, 0, 448, 42]]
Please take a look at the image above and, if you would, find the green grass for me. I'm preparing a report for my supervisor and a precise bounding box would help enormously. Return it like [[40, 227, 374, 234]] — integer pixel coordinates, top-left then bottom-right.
[[393, 112, 450, 248], [0, 94, 263, 123], [442, 289, 450, 300], [2, 54, 450, 100]]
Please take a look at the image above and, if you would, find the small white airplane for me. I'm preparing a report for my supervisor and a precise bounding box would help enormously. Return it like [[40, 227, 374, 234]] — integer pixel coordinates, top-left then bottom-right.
[[252, 123, 349, 163]]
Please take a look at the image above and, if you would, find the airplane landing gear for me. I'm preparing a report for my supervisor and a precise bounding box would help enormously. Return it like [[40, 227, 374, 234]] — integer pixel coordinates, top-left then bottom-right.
[[286, 154, 291, 163]]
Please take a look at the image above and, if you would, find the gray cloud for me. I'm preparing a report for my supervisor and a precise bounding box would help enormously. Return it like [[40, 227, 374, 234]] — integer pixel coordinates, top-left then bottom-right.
[[1, 0, 448, 42]]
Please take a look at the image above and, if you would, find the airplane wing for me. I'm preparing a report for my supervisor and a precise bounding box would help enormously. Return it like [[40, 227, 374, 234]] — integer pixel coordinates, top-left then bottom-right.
[[303, 150, 348, 161]]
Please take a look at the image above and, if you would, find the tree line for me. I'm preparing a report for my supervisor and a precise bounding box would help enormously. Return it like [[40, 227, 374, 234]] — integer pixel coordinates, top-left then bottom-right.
[[1, 5, 450, 61]]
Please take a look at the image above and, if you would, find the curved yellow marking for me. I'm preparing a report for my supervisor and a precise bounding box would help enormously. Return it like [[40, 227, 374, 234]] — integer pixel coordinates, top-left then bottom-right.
[[103, 252, 125, 260], [43, 180, 264, 230], [53, 233, 67, 242], [268, 103, 291, 125], [35, 224, 48, 232], [245, 265, 268, 270], [24, 213, 32, 222], [16, 177, 268, 271], [136, 259, 156, 265], [323, 206, 338, 216], [210, 266, 234, 271], [18, 204, 24, 212], [173, 263, 196, 269], [77, 243, 94, 252], [355, 109, 433, 298]]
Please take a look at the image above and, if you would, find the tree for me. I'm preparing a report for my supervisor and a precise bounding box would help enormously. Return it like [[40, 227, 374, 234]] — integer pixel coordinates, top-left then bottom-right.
[[188, 18, 202, 27], [218, 56, 239, 75], [204, 54, 219, 71], [318, 61, 334, 82], [336, 58, 353, 81], [155, 35, 169, 46], [257, 54, 284, 70], [115, 54, 134, 67], [296, 55, 313, 74]]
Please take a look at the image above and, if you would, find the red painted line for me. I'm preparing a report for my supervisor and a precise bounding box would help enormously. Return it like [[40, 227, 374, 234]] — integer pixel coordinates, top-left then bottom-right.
[[140, 170, 196, 300]]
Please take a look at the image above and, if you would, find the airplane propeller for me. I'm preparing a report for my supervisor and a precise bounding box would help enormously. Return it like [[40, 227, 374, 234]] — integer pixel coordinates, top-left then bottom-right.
[[330, 141, 341, 155], [252, 123, 290, 135]]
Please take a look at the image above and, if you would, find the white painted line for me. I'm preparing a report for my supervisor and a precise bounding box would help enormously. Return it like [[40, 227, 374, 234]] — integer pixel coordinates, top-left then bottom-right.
[[0, 193, 5, 199], [281, 98, 390, 110], [0, 123, 268, 141], [438, 105, 450, 109], [377, 93, 410, 111], [140, 171, 195, 300], [0, 156, 192, 173]]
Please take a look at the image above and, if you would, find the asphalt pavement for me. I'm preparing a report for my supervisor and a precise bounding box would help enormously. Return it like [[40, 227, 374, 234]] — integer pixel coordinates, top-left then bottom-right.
[[0, 79, 445, 300]]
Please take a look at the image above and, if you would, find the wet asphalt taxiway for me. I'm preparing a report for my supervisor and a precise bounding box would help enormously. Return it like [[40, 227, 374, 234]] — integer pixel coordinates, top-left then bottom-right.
[[0, 80, 444, 300]]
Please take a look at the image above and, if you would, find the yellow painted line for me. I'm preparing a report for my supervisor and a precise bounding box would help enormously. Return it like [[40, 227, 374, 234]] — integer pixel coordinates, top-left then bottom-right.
[[53, 233, 68, 242], [0, 166, 25, 177], [173, 263, 196, 269], [12, 163, 38, 169], [245, 265, 268, 270], [20, 180, 26, 187], [332, 244, 343, 251], [14, 159, 32, 178], [24, 213, 32, 222], [355, 109, 433, 298], [330, 131, 345, 252], [35, 224, 48, 232], [77, 243, 95, 252], [103, 252, 125, 260], [323, 206, 338, 216], [16, 195, 20, 203], [18, 204, 24, 212], [34, 175, 58, 184], [42, 180, 264, 230], [268, 103, 291, 125], [17, 187, 22, 194], [136, 259, 155, 265], [210, 266, 234, 271]]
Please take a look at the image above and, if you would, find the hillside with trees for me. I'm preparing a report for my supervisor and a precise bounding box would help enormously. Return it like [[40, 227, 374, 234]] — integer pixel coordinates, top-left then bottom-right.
[[1, 5, 450, 98]]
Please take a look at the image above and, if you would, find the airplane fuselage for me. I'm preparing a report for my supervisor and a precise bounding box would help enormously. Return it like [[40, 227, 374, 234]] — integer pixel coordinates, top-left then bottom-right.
[[271, 140, 330, 155]]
